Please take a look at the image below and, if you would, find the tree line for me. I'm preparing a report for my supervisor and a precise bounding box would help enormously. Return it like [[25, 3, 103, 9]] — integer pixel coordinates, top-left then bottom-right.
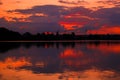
[[0, 27, 120, 41]]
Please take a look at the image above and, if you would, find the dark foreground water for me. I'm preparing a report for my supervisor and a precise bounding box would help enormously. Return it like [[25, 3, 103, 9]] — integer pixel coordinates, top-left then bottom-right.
[[0, 42, 120, 80]]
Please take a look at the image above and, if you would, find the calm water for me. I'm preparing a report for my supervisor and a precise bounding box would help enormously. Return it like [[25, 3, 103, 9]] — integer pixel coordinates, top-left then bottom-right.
[[0, 42, 120, 80]]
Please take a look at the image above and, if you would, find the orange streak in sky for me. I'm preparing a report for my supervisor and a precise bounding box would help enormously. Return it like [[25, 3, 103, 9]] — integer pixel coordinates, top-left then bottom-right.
[[0, 11, 32, 22], [87, 26, 120, 34], [60, 21, 86, 30]]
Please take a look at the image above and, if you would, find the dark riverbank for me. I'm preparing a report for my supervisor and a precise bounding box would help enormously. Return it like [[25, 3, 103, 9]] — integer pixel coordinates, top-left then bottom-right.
[[1, 27, 120, 41]]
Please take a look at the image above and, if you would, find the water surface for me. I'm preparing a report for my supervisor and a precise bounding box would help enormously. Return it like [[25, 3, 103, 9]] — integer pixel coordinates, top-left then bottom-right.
[[0, 42, 120, 80]]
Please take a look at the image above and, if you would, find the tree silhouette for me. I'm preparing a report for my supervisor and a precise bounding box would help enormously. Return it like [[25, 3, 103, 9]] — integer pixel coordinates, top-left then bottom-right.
[[0, 27, 120, 41]]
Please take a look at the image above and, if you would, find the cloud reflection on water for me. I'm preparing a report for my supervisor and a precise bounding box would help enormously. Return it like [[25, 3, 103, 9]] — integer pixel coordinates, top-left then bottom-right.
[[0, 42, 120, 80]]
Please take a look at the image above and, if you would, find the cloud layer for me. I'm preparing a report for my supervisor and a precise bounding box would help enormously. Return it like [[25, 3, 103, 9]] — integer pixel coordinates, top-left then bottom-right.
[[1, 4, 120, 34]]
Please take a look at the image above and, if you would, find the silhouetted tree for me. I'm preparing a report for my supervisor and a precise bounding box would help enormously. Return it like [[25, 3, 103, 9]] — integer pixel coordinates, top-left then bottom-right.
[[23, 32, 33, 40], [1, 27, 120, 41], [0, 27, 21, 40], [56, 31, 59, 36]]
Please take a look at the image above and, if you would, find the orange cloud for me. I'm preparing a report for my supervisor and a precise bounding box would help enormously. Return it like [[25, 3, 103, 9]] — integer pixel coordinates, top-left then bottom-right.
[[59, 21, 86, 30], [87, 26, 120, 34], [59, 14, 89, 30], [0, 11, 32, 22]]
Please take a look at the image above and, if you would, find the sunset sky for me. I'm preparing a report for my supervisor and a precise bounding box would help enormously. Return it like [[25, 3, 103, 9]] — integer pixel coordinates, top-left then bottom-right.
[[0, 0, 120, 34]]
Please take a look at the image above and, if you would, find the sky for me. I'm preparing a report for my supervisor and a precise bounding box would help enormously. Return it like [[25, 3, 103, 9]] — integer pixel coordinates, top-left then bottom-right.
[[0, 0, 120, 34]]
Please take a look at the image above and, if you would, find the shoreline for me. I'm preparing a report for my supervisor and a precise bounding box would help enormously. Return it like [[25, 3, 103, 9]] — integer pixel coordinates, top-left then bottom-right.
[[0, 40, 120, 43]]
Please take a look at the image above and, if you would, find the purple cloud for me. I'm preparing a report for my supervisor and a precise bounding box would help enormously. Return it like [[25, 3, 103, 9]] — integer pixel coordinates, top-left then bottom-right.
[[8, 5, 68, 15]]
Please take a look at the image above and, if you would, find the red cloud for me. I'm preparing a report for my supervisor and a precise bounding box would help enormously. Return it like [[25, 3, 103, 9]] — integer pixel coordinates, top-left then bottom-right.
[[59, 21, 87, 30], [87, 26, 120, 34], [59, 12, 91, 30]]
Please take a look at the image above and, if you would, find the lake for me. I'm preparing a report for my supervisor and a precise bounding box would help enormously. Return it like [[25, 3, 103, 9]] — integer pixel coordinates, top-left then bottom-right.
[[0, 42, 120, 80]]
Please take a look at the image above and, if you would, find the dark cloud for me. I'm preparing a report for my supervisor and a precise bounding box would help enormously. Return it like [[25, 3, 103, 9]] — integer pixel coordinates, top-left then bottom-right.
[[8, 5, 68, 15], [69, 6, 92, 15], [27, 15, 60, 23], [58, 0, 88, 5], [5, 5, 68, 33], [8, 5, 91, 17], [3, 5, 120, 34], [77, 7, 120, 33], [59, 6, 120, 33], [8, 22, 64, 34], [0, 18, 64, 34], [6, 5, 92, 33], [7, 5, 71, 22], [8, 5, 91, 23], [92, 7, 120, 26]]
